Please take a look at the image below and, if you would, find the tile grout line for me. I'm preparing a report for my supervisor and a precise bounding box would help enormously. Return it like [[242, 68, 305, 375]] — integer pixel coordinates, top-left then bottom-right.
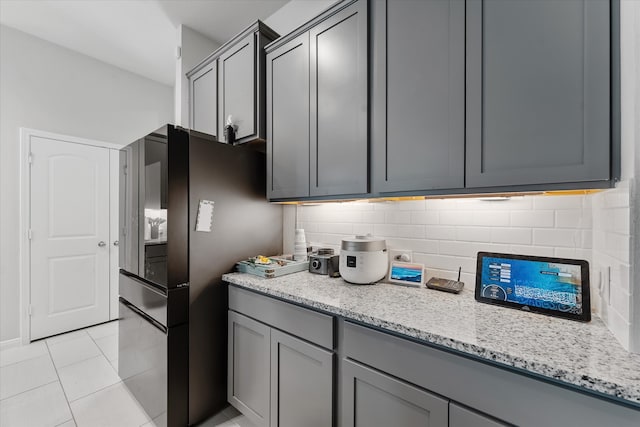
[[45, 340, 78, 427], [0, 379, 58, 402], [86, 330, 118, 372], [0, 348, 49, 369], [66, 379, 123, 405]]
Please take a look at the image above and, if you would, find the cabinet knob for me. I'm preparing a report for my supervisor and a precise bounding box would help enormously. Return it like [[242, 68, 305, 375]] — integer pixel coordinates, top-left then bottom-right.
[[113, 240, 119, 247], [98, 241, 106, 247]]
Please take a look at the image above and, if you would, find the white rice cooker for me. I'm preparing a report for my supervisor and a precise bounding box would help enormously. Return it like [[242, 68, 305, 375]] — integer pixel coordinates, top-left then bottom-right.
[[339, 235, 388, 284]]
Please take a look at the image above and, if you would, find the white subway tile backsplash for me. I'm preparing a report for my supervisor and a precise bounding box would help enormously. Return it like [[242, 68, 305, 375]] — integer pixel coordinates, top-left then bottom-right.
[[533, 196, 584, 210], [510, 210, 555, 228], [439, 210, 473, 226], [611, 208, 631, 234], [361, 211, 385, 224], [509, 245, 555, 257], [473, 211, 510, 226], [553, 247, 592, 262], [386, 238, 438, 254], [605, 309, 630, 349], [438, 241, 477, 258], [533, 228, 584, 248], [374, 224, 425, 239], [555, 210, 588, 229], [456, 226, 491, 242], [605, 233, 630, 263], [490, 227, 532, 245], [474, 242, 512, 254], [296, 188, 633, 351], [582, 230, 593, 249], [604, 190, 630, 209], [352, 223, 375, 236], [415, 253, 476, 274], [425, 225, 457, 241], [425, 198, 457, 210], [397, 200, 426, 211], [385, 211, 411, 224], [316, 223, 353, 234], [410, 211, 439, 225]]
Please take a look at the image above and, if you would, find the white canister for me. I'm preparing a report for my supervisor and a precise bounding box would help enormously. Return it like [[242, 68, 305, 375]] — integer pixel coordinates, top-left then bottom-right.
[[294, 229, 307, 261], [339, 235, 388, 284]]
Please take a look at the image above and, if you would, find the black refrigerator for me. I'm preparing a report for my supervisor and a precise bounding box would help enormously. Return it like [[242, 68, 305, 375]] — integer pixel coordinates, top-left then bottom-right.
[[118, 125, 282, 426]]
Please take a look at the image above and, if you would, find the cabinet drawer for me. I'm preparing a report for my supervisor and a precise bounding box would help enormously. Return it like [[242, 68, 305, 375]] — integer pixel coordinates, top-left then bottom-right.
[[449, 403, 509, 427], [228, 285, 334, 349], [343, 321, 640, 426]]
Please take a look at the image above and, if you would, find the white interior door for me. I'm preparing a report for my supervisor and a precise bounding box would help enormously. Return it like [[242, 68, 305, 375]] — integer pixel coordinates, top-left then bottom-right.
[[29, 136, 110, 340]]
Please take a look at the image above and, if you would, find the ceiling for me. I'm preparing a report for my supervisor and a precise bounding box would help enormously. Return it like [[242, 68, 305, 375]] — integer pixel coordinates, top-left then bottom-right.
[[0, 0, 289, 86]]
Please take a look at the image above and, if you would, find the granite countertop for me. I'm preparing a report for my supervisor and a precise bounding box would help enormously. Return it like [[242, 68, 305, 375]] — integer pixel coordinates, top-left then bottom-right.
[[222, 271, 640, 408]]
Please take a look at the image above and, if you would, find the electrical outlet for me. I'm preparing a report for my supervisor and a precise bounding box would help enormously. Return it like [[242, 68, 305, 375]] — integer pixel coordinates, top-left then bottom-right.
[[598, 266, 611, 303], [389, 249, 412, 263]]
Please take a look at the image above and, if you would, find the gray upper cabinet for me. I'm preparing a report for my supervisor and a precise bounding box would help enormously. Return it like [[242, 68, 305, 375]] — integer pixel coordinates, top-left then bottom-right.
[[310, 0, 368, 197], [187, 21, 278, 144], [266, 0, 368, 200], [270, 329, 333, 427], [227, 311, 270, 427], [219, 33, 256, 142], [342, 359, 448, 427], [266, 33, 310, 199], [371, 0, 465, 194], [189, 61, 217, 137], [466, 0, 611, 188]]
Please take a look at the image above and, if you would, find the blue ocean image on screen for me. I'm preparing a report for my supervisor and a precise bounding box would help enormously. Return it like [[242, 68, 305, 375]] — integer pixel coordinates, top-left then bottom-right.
[[480, 257, 583, 314], [390, 266, 422, 283]]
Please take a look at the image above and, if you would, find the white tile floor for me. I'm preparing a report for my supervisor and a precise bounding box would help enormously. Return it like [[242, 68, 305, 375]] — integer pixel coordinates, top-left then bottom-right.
[[0, 321, 253, 427]]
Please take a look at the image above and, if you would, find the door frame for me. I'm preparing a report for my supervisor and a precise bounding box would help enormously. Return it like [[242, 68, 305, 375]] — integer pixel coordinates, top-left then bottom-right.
[[19, 128, 122, 344]]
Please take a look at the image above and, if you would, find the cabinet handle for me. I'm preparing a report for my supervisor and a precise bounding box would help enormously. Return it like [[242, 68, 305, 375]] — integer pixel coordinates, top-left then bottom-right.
[[98, 241, 106, 247], [113, 240, 119, 247]]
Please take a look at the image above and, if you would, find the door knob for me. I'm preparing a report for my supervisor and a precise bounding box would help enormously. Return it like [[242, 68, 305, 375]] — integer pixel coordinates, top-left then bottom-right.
[[113, 240, 119, 247], [98, 241, 106, 247]]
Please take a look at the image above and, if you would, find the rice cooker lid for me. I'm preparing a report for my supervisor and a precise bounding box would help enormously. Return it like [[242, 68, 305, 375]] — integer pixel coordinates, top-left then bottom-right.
[[341, 235, 386, 252]]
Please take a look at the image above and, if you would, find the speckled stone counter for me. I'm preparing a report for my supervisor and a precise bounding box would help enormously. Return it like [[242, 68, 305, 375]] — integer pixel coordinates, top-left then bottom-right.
[[223, 271, 640, 408]]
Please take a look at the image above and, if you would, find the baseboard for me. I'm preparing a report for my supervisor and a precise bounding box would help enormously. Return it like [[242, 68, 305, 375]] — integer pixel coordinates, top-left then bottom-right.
[[0, 337, 21, 350]]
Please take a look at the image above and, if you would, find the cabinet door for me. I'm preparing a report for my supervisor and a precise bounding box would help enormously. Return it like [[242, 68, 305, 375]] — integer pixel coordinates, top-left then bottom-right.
[[219, 33, 257, 143], [189, 61, 217, 137], [449, 403, 508, 427], [342, 359, 448, 427], [372, 0, 464, 193], [310, 0, 368, 197], [227, 311, 270, 427], [466, 0, 610, 188], [270, 329, 333, 427], [266, 34, 310, 199]]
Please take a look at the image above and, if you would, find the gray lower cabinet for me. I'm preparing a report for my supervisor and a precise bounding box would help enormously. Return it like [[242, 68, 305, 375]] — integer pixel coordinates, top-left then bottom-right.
[[189, 60, 217, 137], [227, 286, 335, 426], [227, 311, 270, 427], [270, 329, 333, 427], [371, 0, 465, 194], [466, 0, 611, 188], [449, 403, 508, 427], [342, 359, 448, 427], [266, 33, 310, 199]]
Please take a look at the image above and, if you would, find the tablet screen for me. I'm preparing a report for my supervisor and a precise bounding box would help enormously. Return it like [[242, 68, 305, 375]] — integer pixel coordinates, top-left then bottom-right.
[[475, 252, 590, 321]]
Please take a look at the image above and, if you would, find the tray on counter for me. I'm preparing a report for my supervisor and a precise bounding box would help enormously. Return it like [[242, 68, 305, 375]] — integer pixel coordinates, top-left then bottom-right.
[[236, 256, 309, 278]]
